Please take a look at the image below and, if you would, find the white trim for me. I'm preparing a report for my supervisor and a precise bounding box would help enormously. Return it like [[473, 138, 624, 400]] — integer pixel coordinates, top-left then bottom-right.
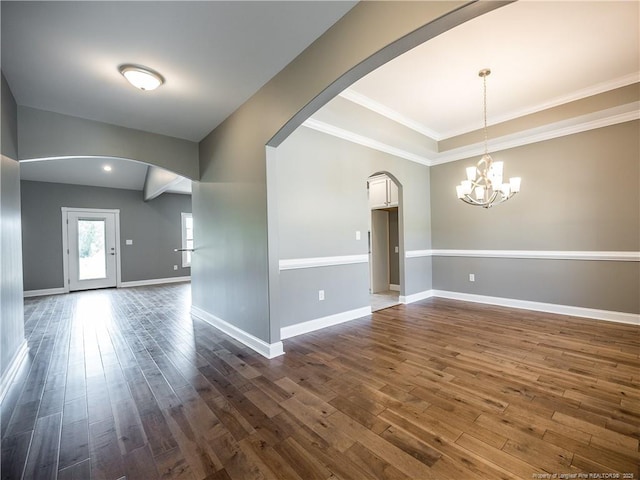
[[120, 276, 191, 288], [339, 89, 441, 139], [389, 284, 400, 292], [397, 289, 639, 325], [0, 340, 28, 405], [302, 119, 432, 166], [442, 73, 640, 140], [305, 102, 638, 168], [24, 288, 66, 298], [406, 249, 434, 258], [404, 249, 640, 262], [280, 306, 372, 340], [340, 73, 639, 142], [191, 305, 284, 359], [431, 103, 640, 166], [279, 254, 368, 271], [400, 289, 435, 304], [431, 290, 640, 326]]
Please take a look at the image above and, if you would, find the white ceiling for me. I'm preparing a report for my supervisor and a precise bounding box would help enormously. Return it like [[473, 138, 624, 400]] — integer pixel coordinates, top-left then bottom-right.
[[342, 1, 639, 141], [1, 1, 356, 142], [4, 1, 639, 192]]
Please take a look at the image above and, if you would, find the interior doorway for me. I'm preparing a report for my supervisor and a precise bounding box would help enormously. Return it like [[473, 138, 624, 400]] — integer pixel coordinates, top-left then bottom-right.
[[62, 207, 121, 292], [368, 174, 401, 312]]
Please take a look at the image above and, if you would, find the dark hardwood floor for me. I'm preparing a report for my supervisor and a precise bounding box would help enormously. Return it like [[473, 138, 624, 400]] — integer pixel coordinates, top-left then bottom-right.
[[1, 283, 638, 479]]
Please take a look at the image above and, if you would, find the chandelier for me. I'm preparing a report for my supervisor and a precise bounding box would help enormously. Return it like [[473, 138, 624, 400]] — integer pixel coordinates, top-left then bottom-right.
[[456, 69, 521, 208]]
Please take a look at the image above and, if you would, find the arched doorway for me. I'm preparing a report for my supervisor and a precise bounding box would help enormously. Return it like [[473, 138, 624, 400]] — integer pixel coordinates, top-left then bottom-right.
[[368, 172, 402, 311]]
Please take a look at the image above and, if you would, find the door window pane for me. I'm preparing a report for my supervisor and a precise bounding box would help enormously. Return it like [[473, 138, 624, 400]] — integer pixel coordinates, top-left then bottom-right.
[[78, 219, 107, 280]]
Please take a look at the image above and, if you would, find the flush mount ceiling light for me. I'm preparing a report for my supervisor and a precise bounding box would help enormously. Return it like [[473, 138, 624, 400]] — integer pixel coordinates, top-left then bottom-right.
[[119, 64, 164, 91], [103, 165, 112, 172], [456, 69, 521, 208]]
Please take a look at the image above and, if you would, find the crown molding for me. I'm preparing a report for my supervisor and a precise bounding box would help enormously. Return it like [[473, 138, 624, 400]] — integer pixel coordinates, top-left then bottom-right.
[[302, 118, 432, 166], [431, 102, 639, 165], [340, 73, 639, 141], [441, 72, 640, 140], [339, 89, 441, 140], [304, 102, 638, 168]]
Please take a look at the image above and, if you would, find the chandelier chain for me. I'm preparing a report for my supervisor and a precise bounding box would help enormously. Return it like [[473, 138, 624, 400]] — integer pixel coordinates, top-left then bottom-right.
[[483, 72, 488, 156]]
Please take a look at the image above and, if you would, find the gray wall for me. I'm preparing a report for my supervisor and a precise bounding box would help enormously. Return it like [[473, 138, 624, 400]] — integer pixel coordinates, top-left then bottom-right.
[[18, 107, 199, 180], [275, 126, 431, 328], [1, 73, 26, 380], [430, 121, 640, 314], [193, 2, 481, 345], [21, 181, 191, 291]]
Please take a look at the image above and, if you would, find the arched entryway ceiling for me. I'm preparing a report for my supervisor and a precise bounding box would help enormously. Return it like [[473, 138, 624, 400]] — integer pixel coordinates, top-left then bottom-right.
[[267, 1, 512, 148], [17, 106, 199, 180]]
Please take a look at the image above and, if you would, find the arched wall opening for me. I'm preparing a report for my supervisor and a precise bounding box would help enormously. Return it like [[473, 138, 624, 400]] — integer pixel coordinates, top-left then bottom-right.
[[196, 2, 510, 356]]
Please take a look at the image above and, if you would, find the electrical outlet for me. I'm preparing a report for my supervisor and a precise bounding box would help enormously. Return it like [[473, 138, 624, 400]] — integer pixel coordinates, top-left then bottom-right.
[[318, 290, 325, 301], [174, 265, 178, 271], [469, 273, 475, 282]]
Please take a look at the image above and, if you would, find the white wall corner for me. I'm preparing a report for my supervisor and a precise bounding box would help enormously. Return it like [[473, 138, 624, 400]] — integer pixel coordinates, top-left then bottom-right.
[[0, 340, 29, 404], [280, 306, 372, 340], [191, 305, 284, 359]]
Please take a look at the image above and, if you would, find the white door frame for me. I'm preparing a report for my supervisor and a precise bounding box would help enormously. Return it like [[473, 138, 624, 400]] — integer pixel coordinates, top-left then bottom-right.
[[61, 207, 122, 293]]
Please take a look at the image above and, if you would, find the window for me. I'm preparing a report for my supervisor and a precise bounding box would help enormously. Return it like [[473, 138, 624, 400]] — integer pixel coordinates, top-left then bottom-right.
[[181, 212, 193, 267]]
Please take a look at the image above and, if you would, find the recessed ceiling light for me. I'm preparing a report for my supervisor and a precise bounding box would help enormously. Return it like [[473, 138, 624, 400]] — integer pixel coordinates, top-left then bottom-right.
[[103, 165, 112, 172], [119, 64, 164, 91]]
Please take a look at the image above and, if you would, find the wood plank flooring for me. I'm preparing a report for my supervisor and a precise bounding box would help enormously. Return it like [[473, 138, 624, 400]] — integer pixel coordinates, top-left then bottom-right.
[[1, 283, 638, 479]]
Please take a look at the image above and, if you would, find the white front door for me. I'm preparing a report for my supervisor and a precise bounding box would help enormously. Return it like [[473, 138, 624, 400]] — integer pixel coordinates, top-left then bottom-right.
[[64, 209, 119, 291]]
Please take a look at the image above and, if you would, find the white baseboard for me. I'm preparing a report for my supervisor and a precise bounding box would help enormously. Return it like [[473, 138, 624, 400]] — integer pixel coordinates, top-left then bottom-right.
[[281, 306, 372, 340], [400, 289, 435, 304], [24, 287, 65, 298], [191, 305, 284, 359], [120, 276, 191, 288], [389, 284, 400, 292], [399, 289, 639, 325], [0, 340, 28, 405]]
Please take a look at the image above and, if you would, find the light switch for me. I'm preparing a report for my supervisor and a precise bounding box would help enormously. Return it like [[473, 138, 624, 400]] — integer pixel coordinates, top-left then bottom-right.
[[126, 239, 133, 245], [395, 246, 399, 253], [356, 231, 361, 240]]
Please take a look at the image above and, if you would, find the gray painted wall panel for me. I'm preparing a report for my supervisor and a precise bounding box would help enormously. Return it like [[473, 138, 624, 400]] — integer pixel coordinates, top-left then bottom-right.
[[431, 122, 640, 251], [18, 107, 199, 180], [21, 181, 191, 290], [404, 256, 433, 297], [279, 263, 370, 328], [1, 73, 26, 380], [433, 256, 639, 314], [431, 121, 639, 314], [1, 73, 18, 160], [194, 103, 272, 342], [275, 126, 432, 328]]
